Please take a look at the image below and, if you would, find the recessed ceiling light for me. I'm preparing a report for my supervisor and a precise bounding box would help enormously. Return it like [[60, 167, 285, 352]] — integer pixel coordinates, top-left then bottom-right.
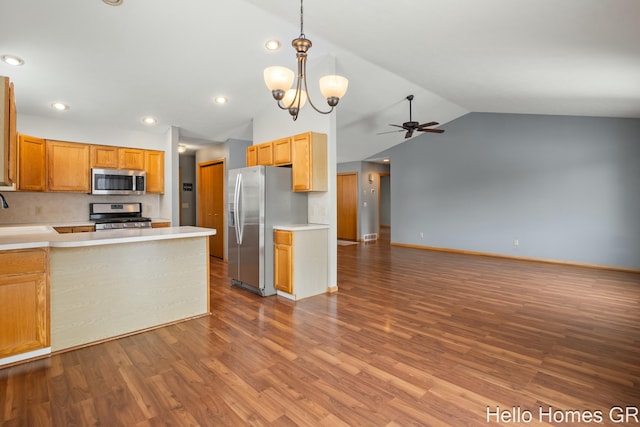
[[265, 39, 281, 51], [102, 0, 123, 5], [178, 145, 187, 154], [2, 55, 25, 66], [214, 96, 228, 105], [383, 159, 390, 163], [142, 116, 157, 125], [51, 102, 69, 111]]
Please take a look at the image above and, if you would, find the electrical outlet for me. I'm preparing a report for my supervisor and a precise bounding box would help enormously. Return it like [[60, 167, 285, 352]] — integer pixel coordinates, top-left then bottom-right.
[[35, 206, 43, 215], [419, 231, 424, 239], [513, 238, 519, 247]]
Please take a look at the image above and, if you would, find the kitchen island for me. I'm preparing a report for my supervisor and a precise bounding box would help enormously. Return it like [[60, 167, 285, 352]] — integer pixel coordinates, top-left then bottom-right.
[[0, 225, 215, 365]]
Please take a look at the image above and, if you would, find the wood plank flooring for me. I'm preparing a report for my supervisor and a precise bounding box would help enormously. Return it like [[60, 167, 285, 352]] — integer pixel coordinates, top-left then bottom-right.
[[1, 231, 639, 426]]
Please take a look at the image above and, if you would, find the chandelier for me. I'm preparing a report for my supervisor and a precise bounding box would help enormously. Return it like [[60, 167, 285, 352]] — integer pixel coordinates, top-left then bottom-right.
[[263, 0, 348, 121]]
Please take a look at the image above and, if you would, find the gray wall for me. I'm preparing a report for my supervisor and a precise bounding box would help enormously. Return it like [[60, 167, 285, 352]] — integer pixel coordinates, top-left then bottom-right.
[[380, 112, 640, 269], [380, 175, 390, 227], [179, 154, 197, 226]]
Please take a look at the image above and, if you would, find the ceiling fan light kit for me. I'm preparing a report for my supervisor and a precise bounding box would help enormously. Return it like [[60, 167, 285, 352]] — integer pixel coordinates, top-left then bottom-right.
[[263, 0, 348, 120]]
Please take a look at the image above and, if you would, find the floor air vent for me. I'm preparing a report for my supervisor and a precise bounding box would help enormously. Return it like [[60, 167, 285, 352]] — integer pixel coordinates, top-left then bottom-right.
[[363, 233, 378, 242]]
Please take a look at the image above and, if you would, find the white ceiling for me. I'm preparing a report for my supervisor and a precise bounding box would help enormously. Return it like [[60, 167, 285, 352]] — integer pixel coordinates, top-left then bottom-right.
[[1, 0, 639, 162]]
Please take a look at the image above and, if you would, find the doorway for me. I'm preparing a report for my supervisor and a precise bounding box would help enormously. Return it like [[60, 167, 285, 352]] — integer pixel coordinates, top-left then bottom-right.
[[197, 160, 225, 259], [379, 173, 390, 242], [337, 172, 358, 241]]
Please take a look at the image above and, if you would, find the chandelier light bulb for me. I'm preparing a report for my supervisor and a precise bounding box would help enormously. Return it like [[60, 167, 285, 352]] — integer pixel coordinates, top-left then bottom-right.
[[319, 75, 349, 105], [263, 66, 295, 94], [282, 89, 307, 110]]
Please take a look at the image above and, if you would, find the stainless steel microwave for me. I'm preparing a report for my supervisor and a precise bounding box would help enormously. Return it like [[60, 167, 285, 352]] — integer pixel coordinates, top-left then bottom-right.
[[91, 168, 146, 195]]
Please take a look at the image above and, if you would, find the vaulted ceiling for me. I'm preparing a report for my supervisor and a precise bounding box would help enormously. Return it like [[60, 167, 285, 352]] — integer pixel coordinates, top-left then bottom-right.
[[1, 0, 638, 162]]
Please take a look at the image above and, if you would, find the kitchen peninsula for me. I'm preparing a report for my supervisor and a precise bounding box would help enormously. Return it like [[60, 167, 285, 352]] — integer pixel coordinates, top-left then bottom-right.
[[0, 225, 215, 366]]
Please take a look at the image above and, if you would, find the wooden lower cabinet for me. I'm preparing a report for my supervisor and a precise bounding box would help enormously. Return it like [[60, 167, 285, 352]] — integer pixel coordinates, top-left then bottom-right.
[[273, 227, 328, 300], [0, 248, 50, 359], [274, 230, 293, 294], [54, 226, 95, 233], [151, 221, 171, 228]]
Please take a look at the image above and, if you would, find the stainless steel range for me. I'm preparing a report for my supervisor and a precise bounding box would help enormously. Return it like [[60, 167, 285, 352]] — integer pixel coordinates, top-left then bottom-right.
[[90, 202, 152, 231]]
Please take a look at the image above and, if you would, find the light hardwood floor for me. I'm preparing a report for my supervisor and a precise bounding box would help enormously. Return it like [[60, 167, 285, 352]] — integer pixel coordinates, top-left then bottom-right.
[[1, 231, 639, 426]]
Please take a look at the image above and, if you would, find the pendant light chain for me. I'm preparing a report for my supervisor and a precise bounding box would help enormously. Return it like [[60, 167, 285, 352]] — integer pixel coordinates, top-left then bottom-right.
[[299, 0, 305, 38]]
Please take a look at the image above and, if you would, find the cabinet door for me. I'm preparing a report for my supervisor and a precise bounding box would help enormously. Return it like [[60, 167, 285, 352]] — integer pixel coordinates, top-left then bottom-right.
[[0, 249, 49, 358], [1, 78, 17, 186], [151, 221, 171, 228], [257, 142, 273, 166], [90, 145, 119, 169], [292, 132, 327, 192], [46, 140, 90, 192], [273, 137, 292, 166], [53, 227, 74, 234], [119, 148, 145, 170], [292, 133, 312, 191], [145, 150, 165, 194], [274, 230, 293, 294], [7, 81, 16, 185], [18, 134, 47, 191], [246, 145, 257, 167]]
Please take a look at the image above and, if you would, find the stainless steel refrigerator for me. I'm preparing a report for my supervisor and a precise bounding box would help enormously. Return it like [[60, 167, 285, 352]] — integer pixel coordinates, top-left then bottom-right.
[[228, 165, 308, 296]]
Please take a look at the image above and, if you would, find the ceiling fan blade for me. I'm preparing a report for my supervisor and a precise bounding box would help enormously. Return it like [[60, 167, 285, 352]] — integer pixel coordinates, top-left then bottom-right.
[[417, 121, 439, 128], [389, 124, 406, 129], [405, 129, 414, 138], [419, 128, 445, 133], [376, 129, 404, 135]]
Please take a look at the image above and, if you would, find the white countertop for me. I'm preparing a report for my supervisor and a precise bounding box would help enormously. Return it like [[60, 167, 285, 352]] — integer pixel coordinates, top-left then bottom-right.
[[273, 224, 330, 231], [0, 225, 216, 250]]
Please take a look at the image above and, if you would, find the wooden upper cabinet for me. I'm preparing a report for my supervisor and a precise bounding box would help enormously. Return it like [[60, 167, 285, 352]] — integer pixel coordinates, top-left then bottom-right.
[[273, 137, 292, 166], [17, 134, 46, 191], [292, 132, 327, 192], [1, 76, 17, 187], [90, 145, 119, 169], [46, 140, 90, 192], [144, 150, 164, 194], [246, 145, 257, 167], [7, 81, 16, 185], [119, 148, 145, 170], [257, 142, 273, 166]]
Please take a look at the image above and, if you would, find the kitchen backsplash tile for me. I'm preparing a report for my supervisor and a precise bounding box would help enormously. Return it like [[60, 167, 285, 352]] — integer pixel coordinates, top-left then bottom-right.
[[0, 192, 160, 224]]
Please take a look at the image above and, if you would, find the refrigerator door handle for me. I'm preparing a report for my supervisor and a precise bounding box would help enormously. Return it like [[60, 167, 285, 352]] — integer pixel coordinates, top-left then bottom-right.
[[235, 172, 244, 245]]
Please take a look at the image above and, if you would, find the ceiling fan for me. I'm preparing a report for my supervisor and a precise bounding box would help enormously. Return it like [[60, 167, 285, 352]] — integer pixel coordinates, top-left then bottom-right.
[[378, 95, 444, 138]]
